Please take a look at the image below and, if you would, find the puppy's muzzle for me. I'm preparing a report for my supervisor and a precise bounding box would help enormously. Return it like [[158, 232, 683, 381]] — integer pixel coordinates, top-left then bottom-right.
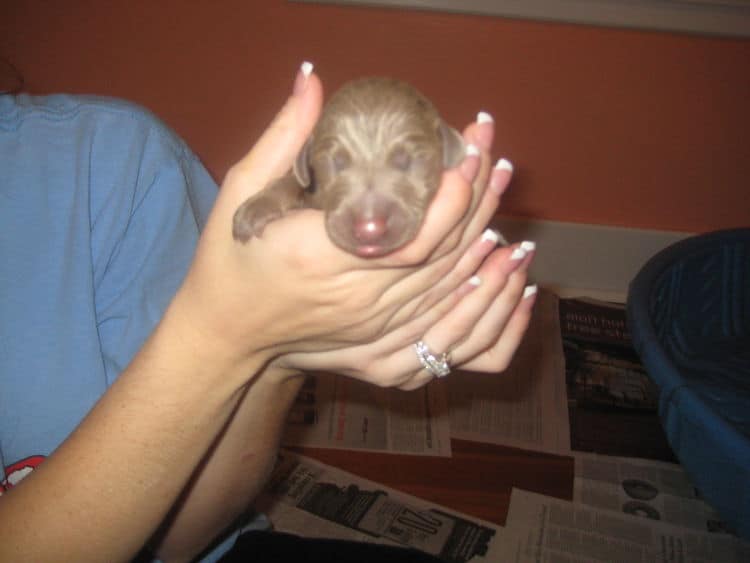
[[326, 193, 416, 257]]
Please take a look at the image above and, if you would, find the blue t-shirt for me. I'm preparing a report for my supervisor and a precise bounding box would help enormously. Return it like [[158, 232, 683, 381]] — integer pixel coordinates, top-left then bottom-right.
[[0, 94, 240, 560]]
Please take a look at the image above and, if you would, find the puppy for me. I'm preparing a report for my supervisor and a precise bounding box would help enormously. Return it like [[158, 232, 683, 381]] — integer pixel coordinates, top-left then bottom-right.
[[232, 77, 466, 257]]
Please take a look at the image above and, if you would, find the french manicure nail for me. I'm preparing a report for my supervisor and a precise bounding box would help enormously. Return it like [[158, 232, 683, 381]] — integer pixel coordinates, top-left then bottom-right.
[[465, 143, 480, 157], [294, 61, 314, 95], [481, 228, 500, 245], [523, 284, 538, 299], [489, 158, 514, 195], [477, 111, 494, 124], [469, 275, 482, 287], [495, 158, 514, 173], [510, 247, 527, 261], [520, 241, 536, 253]]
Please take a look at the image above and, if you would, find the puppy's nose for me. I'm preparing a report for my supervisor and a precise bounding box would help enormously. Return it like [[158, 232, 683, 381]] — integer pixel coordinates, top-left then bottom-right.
[[354, 215, 388, 243]]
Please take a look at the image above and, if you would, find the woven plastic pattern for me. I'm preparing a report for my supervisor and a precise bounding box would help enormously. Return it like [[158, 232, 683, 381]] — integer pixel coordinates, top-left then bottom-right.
[[627, 228, 750, 538]]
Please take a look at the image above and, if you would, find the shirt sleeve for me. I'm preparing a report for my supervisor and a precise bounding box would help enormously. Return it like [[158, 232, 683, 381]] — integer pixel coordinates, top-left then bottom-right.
[[86, 106, 218, 383]]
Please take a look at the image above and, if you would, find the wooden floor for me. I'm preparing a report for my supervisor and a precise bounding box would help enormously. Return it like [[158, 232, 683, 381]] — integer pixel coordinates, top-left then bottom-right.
[[295, 403, 676, 527], [296, 439, 574, 527]]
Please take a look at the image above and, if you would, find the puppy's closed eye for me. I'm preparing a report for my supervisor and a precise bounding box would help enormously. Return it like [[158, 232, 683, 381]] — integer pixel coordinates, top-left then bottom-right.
[[332, 148, 351, 173], [388, 146, 412, 172]]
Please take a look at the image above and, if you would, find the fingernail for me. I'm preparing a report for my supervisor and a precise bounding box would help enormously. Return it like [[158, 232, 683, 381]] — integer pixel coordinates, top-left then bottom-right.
[[520, 241, 536, 253], [469, 275, 482, 287], [460, 144, 480, 183], [496, 158, 514, 173], [477, 111, 494, 124], [489, 158, 514, 195], [294, 61, 314, 95], [481, 228, 501, 245], [510, 247, 527, 260], [523, 284, 538, 299]]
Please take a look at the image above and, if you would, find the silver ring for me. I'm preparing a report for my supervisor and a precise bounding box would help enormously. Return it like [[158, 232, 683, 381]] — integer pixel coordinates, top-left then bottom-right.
[[414, 340, 451, 378]]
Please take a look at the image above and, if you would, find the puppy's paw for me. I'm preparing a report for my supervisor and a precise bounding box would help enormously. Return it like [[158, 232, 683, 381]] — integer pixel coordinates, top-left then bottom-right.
[[232, 174, 307, 243], [232, 196, 286, 242]]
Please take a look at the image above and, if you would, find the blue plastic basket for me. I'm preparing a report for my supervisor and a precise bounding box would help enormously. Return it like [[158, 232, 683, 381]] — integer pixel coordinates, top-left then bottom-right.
[[627, 228, 750, 538]]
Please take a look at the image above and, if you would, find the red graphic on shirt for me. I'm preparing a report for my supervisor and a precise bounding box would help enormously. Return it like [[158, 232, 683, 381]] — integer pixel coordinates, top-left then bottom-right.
[[0, 456, 45, 495]]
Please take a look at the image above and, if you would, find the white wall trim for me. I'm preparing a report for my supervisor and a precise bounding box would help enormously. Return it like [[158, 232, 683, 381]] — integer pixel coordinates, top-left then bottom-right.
[[294, 0, 750, 38], [492, 216, 694, 303]]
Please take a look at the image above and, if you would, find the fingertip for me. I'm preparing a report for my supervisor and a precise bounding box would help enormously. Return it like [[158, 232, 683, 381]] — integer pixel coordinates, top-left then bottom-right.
[[481, 228, 501, 245], [522, 284, 538, 300], [459, 146, 480, 184], [290, 63, 323, 131], [464, 114, 495, 152], [489, 158, 513, 196], [392, 168, 473, 265]]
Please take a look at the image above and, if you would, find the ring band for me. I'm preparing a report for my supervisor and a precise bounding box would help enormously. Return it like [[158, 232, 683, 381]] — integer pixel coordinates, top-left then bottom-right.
[[414, 340, 451, 378]]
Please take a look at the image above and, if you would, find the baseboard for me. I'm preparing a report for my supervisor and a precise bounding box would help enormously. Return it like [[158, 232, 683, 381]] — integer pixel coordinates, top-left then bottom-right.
[[492, 216, 694, 303]]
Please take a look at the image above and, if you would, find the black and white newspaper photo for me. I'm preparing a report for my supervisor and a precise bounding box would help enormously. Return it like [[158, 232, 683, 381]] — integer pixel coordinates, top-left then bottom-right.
[[574, 453, 730, 534], [499, 488, 749, 562], [256, 451, 504, 562]]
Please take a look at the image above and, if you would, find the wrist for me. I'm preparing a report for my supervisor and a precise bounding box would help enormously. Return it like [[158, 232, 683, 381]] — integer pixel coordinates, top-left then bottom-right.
[[158, 289, 275, 392]]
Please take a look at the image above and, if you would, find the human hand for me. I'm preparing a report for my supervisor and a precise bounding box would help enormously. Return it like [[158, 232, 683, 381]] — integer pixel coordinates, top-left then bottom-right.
[[174, 63, 515, 382], [277, 215, 538, 391]]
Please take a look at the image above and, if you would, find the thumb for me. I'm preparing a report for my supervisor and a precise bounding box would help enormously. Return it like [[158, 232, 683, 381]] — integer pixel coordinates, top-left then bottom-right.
[[218, 63, 323, 211]]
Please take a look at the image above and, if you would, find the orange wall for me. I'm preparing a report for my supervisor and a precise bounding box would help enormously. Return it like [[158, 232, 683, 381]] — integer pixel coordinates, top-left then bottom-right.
[[2, 0, 749, 232]]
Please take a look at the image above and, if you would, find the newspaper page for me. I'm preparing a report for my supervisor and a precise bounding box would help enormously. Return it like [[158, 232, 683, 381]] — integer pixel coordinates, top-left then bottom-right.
[[499, 488, 750, 562], [282, 372, 452, 456], [560, 296, 675, 461], [256, 450, 503, 562], [447, 289, 571, 455], [574, 453, 730, 534], [560, 297, 658, 412]]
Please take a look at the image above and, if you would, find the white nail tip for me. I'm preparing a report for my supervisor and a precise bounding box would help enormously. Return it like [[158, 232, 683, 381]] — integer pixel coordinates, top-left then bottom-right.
[[469, 275, 482, 287], [510, 247, 527, 260], [495, 158, 514, 172], [523, 285, 538, 299], [477, 111, 494, 124], [481, 229, 500, 244], [520, 241, 536, 252], [300, 61, 314, 76], [465, 144, 480, 157]]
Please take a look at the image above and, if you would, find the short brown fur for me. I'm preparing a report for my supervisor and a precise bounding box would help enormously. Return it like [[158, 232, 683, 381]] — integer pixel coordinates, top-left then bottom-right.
[[232, 77, 465, 257]]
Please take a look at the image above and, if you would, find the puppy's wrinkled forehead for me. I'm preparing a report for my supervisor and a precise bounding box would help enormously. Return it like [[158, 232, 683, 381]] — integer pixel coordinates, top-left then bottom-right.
[[314, 78, 441, 158]]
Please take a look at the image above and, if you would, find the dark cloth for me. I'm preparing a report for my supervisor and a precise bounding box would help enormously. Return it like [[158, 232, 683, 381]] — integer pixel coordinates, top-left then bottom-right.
[[219, 531, 444, 563]]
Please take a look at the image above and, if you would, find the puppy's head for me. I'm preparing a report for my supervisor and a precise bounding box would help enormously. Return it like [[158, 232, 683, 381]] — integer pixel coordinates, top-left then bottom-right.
[[294, 78, 465, 257]]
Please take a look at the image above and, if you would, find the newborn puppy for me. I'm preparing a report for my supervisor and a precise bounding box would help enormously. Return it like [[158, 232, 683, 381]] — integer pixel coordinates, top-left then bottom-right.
[[232, 77, 466, 257]]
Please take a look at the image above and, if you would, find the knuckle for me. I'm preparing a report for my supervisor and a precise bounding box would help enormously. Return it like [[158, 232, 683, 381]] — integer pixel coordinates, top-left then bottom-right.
[[487, 347, 511, 372]]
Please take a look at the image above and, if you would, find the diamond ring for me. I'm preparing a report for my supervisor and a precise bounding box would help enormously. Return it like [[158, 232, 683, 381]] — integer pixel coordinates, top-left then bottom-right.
[[414, 340, 451, 378]]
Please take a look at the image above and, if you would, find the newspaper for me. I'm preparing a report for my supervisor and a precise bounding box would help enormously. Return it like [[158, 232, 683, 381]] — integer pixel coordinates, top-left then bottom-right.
[[574, 453, 730, 534], [256, 450, 503, 562], [282, 372, 452, 456], [560, 296, 658, 412], [499, 488, 750, 562], [560, 296, 674, 460], [447, 289, 571, 455]]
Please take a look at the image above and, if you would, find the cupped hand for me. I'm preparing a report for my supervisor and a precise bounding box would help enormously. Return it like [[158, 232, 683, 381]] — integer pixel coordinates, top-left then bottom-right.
[[278, 235, 538, 390], [176, 63, 511, 378]]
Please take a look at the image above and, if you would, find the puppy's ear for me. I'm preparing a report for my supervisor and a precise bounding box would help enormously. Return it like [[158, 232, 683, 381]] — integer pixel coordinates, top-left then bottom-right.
[[439, 121, 466, 169], [292, 138, 312, 187]]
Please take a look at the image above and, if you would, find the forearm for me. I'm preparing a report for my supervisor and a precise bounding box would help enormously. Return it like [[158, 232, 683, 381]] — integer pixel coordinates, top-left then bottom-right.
[[0, 301, 267, 563], [152, 368, 305, 562]]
